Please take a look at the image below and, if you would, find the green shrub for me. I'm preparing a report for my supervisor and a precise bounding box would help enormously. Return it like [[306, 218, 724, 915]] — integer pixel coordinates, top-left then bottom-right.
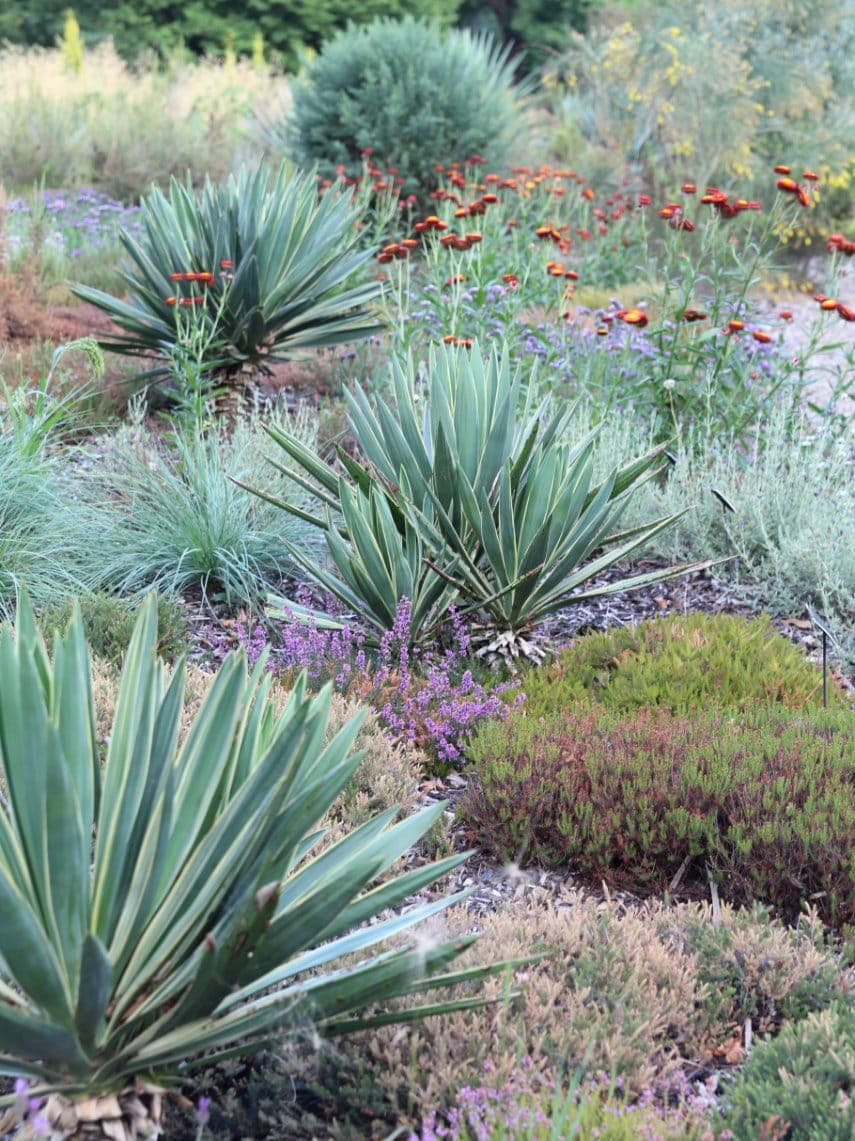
[[37, 591, 189, 668], [287, 17, 527, 203], [461, 705, 855, 927], [521, 613, 835, 718], [714, 1003, 855, 1139]]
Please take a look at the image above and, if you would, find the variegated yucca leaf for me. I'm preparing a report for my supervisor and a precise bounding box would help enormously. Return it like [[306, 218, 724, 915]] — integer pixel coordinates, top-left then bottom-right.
[[0, 594, 512, 1099]]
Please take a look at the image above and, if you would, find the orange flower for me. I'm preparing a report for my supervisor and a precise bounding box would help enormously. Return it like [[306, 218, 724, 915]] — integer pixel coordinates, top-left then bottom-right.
[[502, 273, 519, 289], [638, 194, 653, 207], [837, 304, 855, 321], [442, 334, 456, 344], [776, 177, 799, 194], [778, 310, 793, 320], [400, 238, 418, 249], [680, 183, 697, 194], [220, 259, 233, 269], [797, 187, 811, 208], [773, 165, 791, 175], [165, 296, 177, 306], [169, 272, 187, 281], [751, 330, 772, 343], [454, 208, 469, 218], [581, 187, 594, 201], [819, 298, 839, 310], [466, 232, 483, 243], [670, 217, 695, 232], [681, 309, 707, 322], [596, 325, 609, 336], [802, 170, 819, 181], [615, 308, 648, 327], [458, 338, 474, 348], [726, 319, 745, 333], [444, 274, 466, 286], [481, 193, 499, 204]]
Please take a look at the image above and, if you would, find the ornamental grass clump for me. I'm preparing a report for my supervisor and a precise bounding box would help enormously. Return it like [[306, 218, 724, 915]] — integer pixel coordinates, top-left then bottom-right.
[[72, 162, 383, 400], [0, 593, 508, 1136], [461, 705, 855, 927]]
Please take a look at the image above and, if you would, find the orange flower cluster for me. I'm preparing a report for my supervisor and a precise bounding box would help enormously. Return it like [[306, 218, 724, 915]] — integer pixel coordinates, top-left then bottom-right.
[[545, 261, 578, 279], [164, 268, 219, 308], [828, 233, 855, 257], [699, 189, 762, 219], [773, 165, 817, 208], [814, 294, 855, 322], [169, 271, 214, 284], [442, 335, 474, 348], [658, 204, 696, 232], [439, 231, 482, 251], [414, 215, 448, 234], [681, 308, 707, 322], [377, 239, 418, 263]]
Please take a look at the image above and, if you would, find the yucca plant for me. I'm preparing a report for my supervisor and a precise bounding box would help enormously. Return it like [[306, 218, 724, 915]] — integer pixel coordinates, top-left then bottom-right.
[[255, 344, 718, 661], [249, 420, 454, 643], [0, 594, 508, 1137], [71, 162, 384, 398]]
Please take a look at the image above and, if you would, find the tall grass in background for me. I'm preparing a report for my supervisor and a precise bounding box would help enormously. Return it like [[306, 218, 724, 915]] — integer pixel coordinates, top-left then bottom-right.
[[0, 41, 290, 199]]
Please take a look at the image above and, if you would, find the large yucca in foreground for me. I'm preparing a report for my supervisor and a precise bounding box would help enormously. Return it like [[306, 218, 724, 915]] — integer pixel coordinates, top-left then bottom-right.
[[0, 595, 498, 1137]]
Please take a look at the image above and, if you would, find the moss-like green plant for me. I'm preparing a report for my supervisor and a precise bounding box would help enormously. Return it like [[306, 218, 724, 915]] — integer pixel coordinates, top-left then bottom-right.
[[37, 591, 189, 669], [462, 705, 855, 927], [715, 1003, 855, 1139], [521, 613, 835, 718]]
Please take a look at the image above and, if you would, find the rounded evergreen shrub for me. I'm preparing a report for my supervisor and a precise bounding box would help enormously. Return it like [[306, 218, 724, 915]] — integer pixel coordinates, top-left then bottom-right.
[[714, 1003, 855, 1139], [287, 16, 528, 202], [462, 705, 855, 928], [521, 613, 837, 718]]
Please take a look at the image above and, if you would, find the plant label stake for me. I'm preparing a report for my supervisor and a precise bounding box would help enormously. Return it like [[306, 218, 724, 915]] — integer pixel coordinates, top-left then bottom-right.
[[806, 603, 835, 709]]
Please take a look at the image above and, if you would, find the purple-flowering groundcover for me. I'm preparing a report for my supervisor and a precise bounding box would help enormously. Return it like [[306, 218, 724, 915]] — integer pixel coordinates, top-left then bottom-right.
[[237, 596, 522, 766], [412, 1062, 713, 1141]]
